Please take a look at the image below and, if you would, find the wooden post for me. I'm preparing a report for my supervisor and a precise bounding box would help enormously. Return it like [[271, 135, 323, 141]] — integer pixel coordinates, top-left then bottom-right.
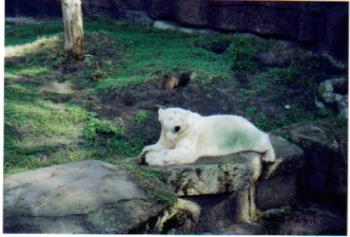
[[61, 0, 84, 61]]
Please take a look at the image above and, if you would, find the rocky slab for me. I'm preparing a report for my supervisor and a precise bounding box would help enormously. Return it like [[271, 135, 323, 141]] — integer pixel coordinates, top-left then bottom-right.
[[148, 134, 303, 198], [150, 152, 262, 196], [4, 160, 169, 234]]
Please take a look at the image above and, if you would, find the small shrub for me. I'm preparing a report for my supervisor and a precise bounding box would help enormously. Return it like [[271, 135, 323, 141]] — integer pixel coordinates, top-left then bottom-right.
[[264, 66, 300, 85], [317, 108, 335, 118], [254, 114, 277, 131], [84, 116, 124, 141], [227, 35, 259, 72], [244, 106, 257, 116]]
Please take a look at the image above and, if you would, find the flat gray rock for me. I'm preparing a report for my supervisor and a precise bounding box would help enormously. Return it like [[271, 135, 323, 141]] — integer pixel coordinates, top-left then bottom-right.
[[4, 160, 168, 234], [150, 152, 262, 196]]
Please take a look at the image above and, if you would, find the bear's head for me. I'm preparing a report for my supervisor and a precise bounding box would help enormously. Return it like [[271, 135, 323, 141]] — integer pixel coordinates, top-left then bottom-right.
[[158, 107, 192, 142]]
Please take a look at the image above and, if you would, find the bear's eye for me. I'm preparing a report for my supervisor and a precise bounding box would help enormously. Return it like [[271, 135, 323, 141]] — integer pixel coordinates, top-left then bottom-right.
[[174, 126, 181, 133]]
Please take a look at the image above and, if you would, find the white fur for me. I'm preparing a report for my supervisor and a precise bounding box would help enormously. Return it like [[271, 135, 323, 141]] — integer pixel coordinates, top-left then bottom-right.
[[140, 108, 275, 166]]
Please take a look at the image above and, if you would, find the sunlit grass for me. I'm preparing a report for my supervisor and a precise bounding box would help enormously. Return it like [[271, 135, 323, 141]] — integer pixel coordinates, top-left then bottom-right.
[[20, 66, 51, 77], [5, 35, 60, 58]]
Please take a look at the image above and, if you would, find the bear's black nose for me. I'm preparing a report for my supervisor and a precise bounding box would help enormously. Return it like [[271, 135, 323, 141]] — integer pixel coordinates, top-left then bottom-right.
[[174, 126, 181, 133]]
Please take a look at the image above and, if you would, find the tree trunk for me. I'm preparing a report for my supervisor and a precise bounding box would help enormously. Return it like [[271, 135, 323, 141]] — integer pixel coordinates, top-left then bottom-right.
[[61, 0, 84, 61]]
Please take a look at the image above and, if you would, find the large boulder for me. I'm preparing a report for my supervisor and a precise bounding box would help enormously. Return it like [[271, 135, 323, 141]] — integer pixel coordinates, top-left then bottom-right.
[[276, 123, 347, 196], [255, 135, 304, 210], [4, 160, 174, 234], [278, 123, 340, 151]]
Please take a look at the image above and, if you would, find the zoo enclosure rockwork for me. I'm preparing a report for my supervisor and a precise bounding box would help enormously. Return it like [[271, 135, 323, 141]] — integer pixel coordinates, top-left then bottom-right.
[[4, 132, 347, 234], [5, 0, 349, 61]]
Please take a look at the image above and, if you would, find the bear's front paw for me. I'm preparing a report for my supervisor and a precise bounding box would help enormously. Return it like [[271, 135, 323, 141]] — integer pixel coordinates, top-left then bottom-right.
[[144, 152, 165, 166], [138, 145, 158, 165]]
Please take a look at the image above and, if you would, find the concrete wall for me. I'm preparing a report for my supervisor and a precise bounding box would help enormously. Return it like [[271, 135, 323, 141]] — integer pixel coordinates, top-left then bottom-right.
[[5, 0, 348, 61]]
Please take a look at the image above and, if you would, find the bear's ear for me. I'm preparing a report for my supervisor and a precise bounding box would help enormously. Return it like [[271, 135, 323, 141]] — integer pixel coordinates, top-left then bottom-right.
[[158, 108, 164, 121]]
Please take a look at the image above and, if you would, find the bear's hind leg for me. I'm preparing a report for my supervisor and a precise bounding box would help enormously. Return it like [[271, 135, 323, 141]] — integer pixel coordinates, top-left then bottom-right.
[[255, 134, 276, 162]]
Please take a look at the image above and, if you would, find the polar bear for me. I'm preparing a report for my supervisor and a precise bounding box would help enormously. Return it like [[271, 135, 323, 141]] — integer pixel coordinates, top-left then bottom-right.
[[139, 107, 275, 166]]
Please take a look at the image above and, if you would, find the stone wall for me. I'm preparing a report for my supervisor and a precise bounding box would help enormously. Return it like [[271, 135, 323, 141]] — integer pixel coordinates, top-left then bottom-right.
[[5, 0, 348, 60]]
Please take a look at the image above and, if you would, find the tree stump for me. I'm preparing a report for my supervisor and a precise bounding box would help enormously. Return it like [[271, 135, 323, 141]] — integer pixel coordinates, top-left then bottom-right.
[[61, 0, 84, 61]]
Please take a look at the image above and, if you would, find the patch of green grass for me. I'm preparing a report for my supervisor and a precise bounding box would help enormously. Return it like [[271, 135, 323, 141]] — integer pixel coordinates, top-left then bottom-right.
[[254, 113, 279, 132], [82, 113, 146, 158], [97, 75, 145, 90], [83, 18, 233, 89], [243, 106, 257, 116], [6, 95, 88, 138], [253, 103, 317, 132], [194, 34, 232, 53], [5, 34, 64, 81], [4, 81, 144, 174], [260, 66, 312, 87], [6, 17, 234, 91], [5, 82, 90, 171], [4, 79, 138, 174], [4, 145, 95, 175]]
